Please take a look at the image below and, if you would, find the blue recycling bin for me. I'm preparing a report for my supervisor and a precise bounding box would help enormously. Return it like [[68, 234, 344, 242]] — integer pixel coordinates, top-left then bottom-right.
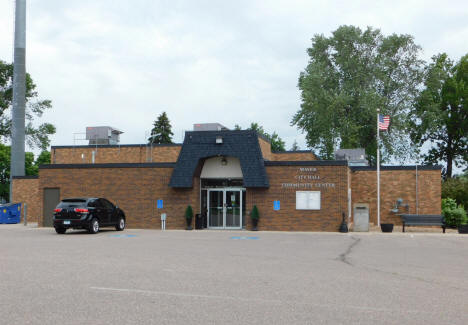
[[0, 203, 22, 224]]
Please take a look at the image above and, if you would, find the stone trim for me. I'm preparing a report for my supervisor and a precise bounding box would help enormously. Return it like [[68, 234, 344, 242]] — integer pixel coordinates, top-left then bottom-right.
[[39, 162, 176, 169], [265, 160, 347, 166], [51, 143, 182, 149], [12, 175, 39, 179], [350, 165, 441, 171]]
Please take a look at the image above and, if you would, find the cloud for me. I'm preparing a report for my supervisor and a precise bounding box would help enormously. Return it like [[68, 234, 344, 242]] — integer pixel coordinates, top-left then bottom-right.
[[0, 0, 467, 155]]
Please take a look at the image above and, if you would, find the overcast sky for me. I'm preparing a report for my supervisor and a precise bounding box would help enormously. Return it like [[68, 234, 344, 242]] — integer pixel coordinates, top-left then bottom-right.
[[1, 0, 467, 151]]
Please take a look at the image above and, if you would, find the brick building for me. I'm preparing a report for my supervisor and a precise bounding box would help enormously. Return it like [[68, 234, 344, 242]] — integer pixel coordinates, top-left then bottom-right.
[[12, 127, 441, 231]]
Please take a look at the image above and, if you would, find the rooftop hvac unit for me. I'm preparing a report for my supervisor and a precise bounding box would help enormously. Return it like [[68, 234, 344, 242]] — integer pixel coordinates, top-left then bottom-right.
[[86, 126, 123, 145], [334, 148, 368, 166], [193, 123, 229, 131]]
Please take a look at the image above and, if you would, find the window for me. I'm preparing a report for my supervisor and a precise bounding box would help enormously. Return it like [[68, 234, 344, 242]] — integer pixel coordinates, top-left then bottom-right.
[[99, 199, 114, 209], [296, 191, 320, 210]]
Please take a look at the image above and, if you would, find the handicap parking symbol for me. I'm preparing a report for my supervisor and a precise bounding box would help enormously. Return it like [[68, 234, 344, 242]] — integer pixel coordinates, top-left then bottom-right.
[[109, 234, 137, 238]]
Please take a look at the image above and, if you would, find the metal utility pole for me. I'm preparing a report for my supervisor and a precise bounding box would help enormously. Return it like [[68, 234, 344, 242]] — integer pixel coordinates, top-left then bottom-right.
[[10, 0, 27, 202], [376, 108, 380, 227]]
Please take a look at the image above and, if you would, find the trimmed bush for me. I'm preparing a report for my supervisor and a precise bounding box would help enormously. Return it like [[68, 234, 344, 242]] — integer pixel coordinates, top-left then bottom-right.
[[251, 205, 259, 220], [185, 205, 193, 219], [442, 198, 467, 227], [442, 198, 457, 211]]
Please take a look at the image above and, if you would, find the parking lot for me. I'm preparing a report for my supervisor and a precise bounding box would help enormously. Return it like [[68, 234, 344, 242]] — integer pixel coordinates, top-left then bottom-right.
[[1, 225, 467, 324]]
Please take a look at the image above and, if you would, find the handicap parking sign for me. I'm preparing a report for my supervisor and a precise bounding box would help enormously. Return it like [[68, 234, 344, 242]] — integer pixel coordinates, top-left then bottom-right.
[[157, 199, 163, 209]]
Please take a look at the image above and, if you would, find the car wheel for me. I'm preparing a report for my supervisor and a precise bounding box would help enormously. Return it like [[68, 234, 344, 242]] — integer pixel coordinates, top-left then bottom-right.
[[55, 227, 66, 234], [89, 218, 100, 234], [115, 217, 125, 231]]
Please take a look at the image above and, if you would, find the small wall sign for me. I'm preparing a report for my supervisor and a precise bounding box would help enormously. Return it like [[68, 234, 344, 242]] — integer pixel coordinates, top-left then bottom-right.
[[273, 200, 280, 211], [157, 199, 163, 209]]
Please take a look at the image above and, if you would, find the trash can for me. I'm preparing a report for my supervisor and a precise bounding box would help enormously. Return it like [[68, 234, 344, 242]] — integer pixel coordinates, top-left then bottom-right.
[[202, 214, 207, 228], [195, 213, 202, 229], [0, 203, 21, 224]]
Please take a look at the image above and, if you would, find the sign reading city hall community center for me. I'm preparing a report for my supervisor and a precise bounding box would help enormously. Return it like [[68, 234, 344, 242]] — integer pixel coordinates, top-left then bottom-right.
[[281, 168, 336, 189]]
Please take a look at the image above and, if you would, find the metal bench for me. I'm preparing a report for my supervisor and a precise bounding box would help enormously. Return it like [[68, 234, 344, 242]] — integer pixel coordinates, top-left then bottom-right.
[[400, 214, 445, 233]]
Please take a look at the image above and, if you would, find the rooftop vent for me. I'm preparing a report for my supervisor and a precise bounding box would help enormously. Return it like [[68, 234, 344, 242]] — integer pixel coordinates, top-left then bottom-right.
[[193, 123, 229, 131], [86, 126, 123, 145]]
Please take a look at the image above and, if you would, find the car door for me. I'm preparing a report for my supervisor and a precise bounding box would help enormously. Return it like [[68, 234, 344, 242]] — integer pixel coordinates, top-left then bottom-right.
[[100, 199, 114, 225], [88, 199, 100, 219], [105, 199, 119, 224]]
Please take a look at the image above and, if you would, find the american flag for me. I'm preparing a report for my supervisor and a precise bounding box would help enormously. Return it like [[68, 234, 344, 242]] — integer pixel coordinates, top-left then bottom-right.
[[378, 114, 390, 130]]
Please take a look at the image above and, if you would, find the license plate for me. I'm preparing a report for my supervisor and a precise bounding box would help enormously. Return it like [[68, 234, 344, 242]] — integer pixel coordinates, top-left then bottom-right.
[[63, 220, 70, 225]]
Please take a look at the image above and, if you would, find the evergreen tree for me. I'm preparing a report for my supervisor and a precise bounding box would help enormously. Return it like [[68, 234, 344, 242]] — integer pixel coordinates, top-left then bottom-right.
[[290, 140, 300, 151], [148, 112, 174, 144]]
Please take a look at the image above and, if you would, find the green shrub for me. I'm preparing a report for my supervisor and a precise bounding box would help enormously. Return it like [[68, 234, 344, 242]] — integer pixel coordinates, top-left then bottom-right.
[[185, 205, 193, 219], [251, 205, 259, 220], [442, 177, 468, 212], [442, 198, 468, 227], [442, 198, 457, 211]]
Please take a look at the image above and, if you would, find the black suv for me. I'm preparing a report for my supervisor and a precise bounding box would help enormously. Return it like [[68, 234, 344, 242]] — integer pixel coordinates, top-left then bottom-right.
[[53, 198, 126, 234]]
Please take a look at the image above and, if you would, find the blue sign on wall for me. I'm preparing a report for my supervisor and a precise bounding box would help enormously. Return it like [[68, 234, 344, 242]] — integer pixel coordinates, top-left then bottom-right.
[[273, 200, 280, 211], [157, 199, 163, 209]]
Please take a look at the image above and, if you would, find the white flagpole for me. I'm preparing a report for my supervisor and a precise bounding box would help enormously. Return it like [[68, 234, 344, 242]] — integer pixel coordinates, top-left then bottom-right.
[[376, 109, 381, 227]]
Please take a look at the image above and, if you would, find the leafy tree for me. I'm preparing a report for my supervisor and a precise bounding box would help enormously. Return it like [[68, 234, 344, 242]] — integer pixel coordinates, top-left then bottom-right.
[[238, 122, 286, 152], [290, 140, 300, 151], [0, 144, 9, 201], [0, 60, 56, 149], [148, 112, 174, 144], [0, 144, 40, 202], [442, 174, 468, 212], [292, 25, 424, 163], [410, 54, 468, 178], [35, 150, 51, 167]]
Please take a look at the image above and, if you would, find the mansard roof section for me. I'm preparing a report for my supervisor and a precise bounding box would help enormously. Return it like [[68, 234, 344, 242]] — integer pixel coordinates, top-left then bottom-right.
[[169, 130, 269, 188]]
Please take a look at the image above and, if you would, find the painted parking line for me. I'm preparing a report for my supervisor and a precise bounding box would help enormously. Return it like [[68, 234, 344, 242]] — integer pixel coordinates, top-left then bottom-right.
[[89, 286, 438, 314], [230, 236, 259, 240], [109, 234, 137, 238]]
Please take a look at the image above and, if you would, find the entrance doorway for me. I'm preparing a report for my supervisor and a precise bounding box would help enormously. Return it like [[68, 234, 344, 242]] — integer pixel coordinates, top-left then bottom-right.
[[207, 189, 244, 229], [353, 204, 369, 232], [43, 188, 60, 227]]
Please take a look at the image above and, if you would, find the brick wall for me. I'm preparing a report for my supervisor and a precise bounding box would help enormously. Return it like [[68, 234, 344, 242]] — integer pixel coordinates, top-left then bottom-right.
[[271, 152, 317, 161], [52, 145, 181, 164], [247, 165, 348, 231], [258, 137, 272, 160], [38, 167, 200, 229], [350, 168, 441, 226], [28, 164, 441, 232], [11, 177, 40, 222]]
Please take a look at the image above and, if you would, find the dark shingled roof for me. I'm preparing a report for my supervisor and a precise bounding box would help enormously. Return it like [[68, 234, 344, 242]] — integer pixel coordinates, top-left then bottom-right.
[[169, 130, 269, 188]]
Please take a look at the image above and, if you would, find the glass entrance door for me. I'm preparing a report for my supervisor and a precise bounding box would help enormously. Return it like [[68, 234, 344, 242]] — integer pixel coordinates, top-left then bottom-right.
[[225, 190, 241, 228], [208, 190, 224, 228], [207, 189, 243, 229]]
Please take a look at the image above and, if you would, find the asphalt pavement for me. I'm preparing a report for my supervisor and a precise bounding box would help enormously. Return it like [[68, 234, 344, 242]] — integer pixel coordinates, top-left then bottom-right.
[[1, 224, 467, 324]]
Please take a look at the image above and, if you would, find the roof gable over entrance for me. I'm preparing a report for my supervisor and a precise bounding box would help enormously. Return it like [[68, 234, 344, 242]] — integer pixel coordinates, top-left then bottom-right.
[[169, 130, 269, 188]]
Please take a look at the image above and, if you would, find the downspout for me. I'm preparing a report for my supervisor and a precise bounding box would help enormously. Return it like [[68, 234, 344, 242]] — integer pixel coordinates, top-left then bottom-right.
[[416, 164, 419, 215]]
